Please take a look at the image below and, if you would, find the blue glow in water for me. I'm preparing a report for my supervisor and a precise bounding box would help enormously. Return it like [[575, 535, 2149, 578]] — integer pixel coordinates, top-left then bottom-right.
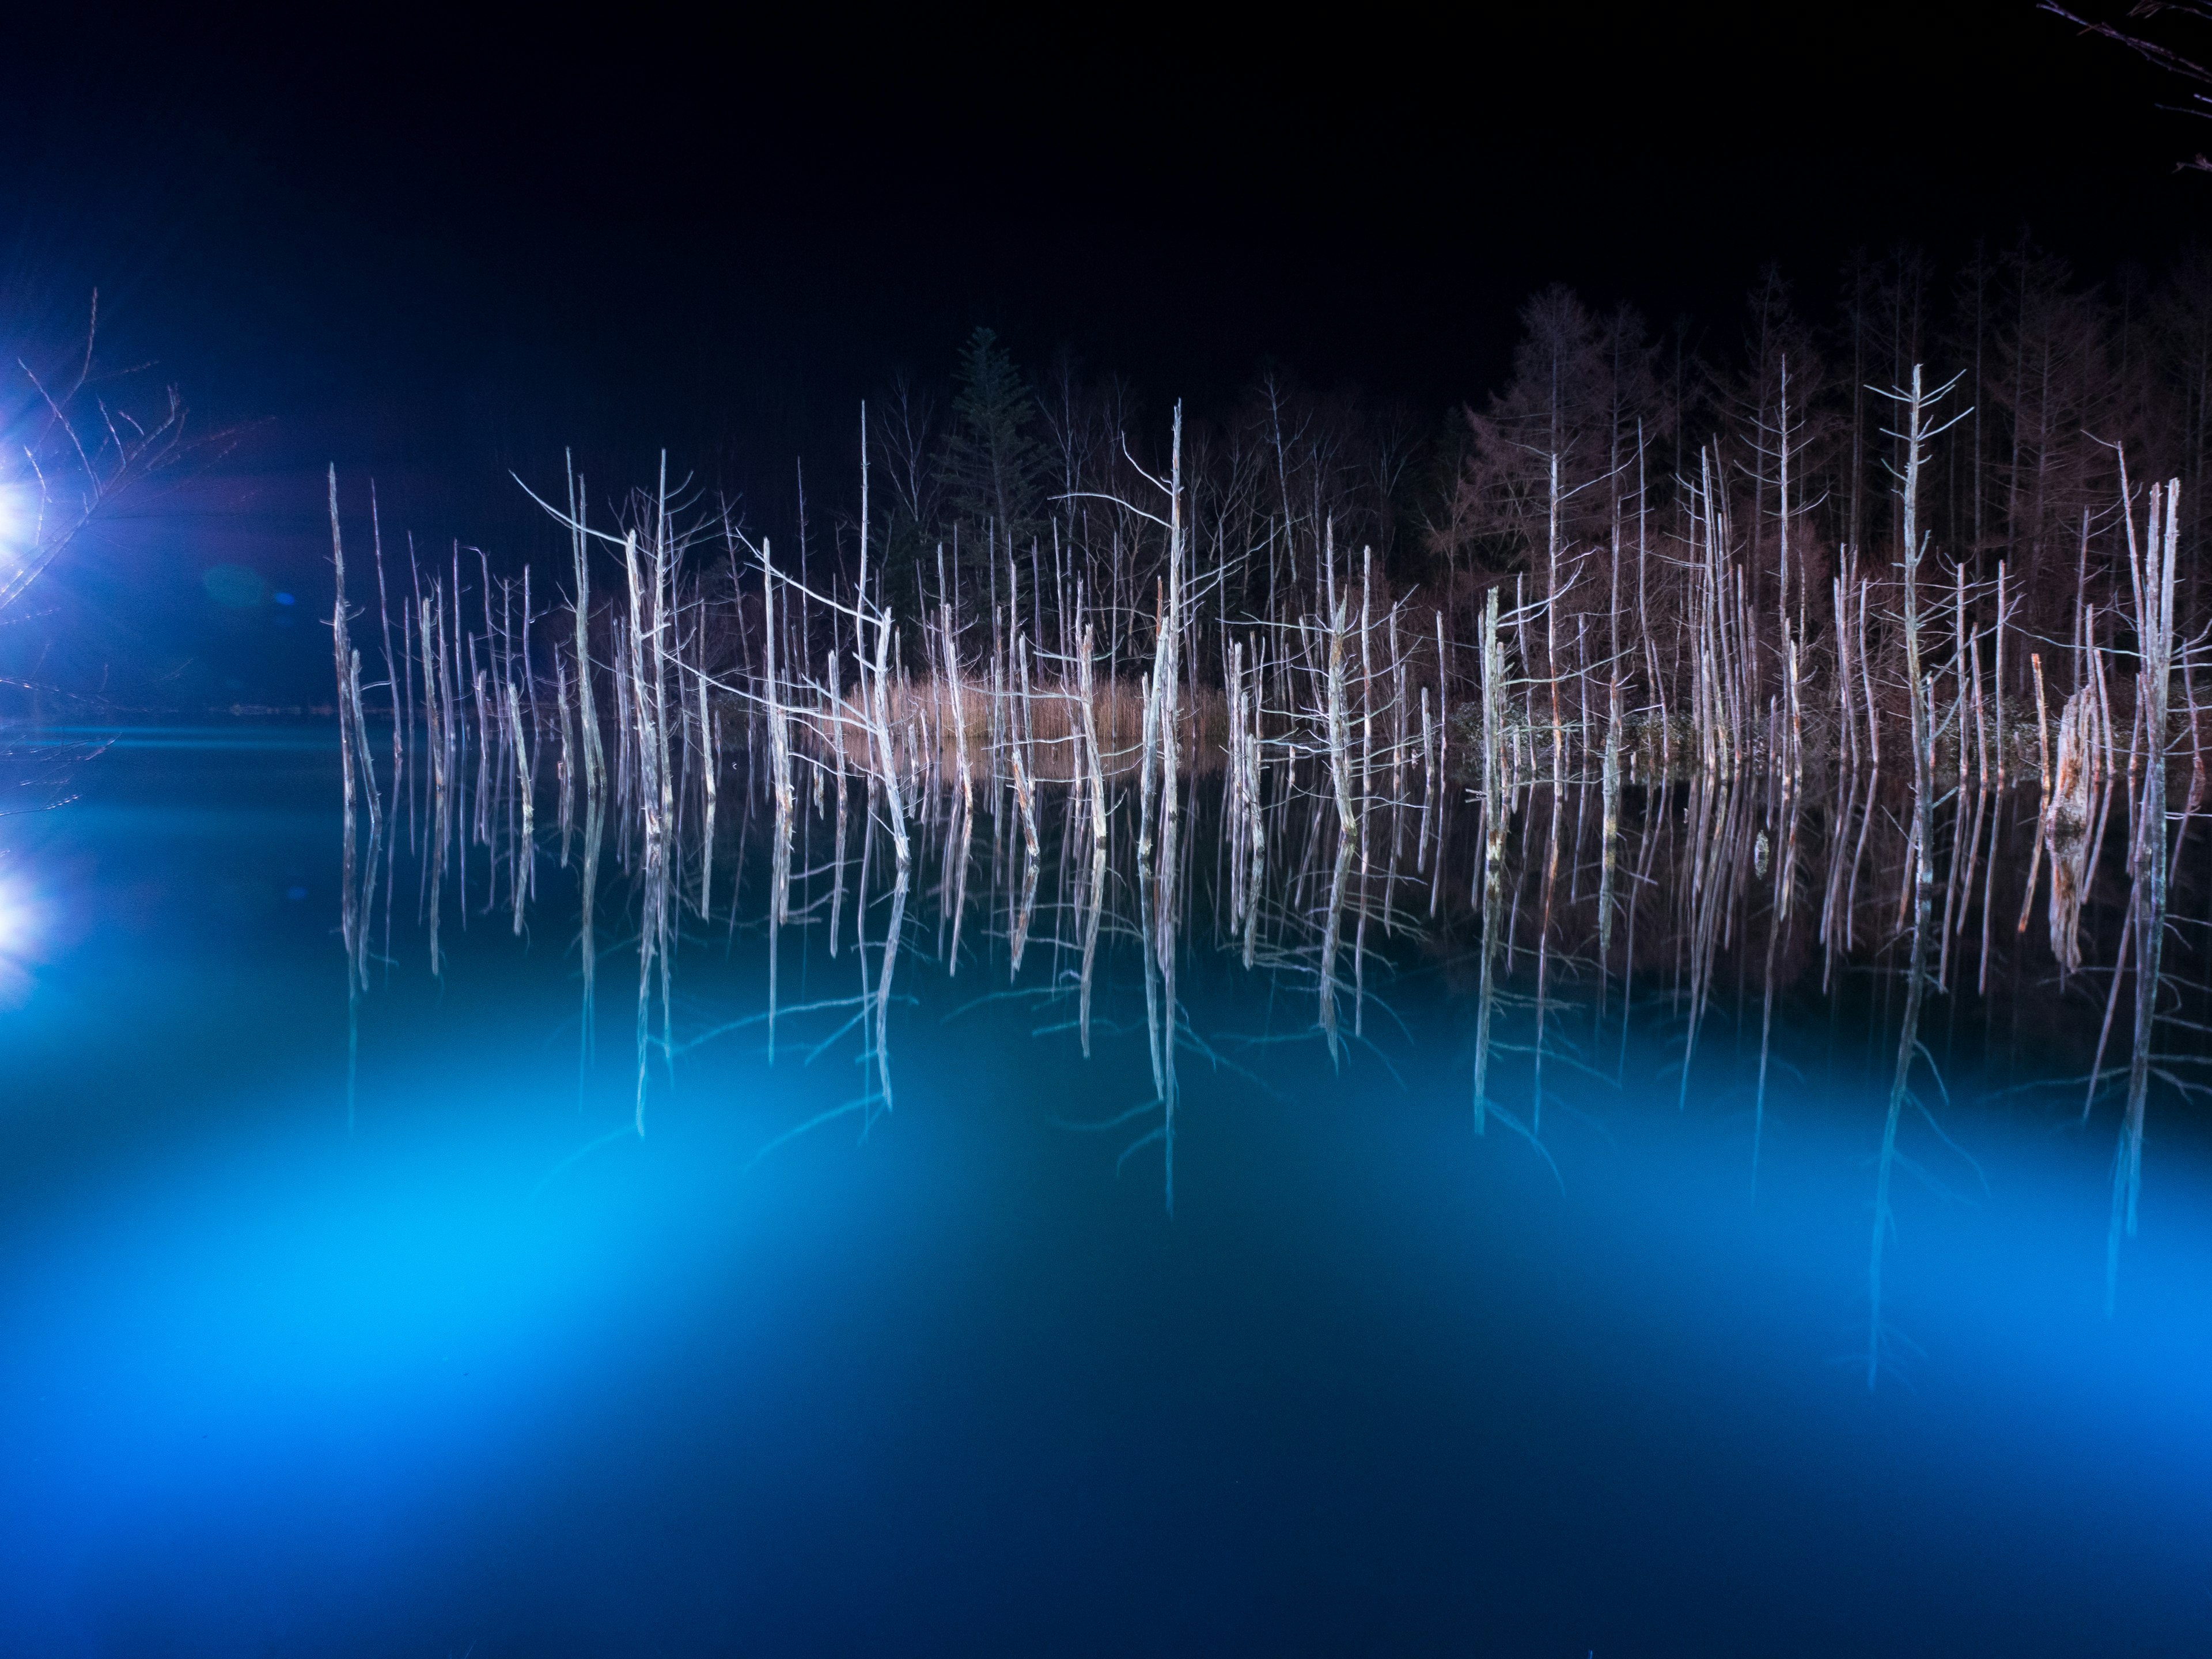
[[2, 733, 2210, 1654]]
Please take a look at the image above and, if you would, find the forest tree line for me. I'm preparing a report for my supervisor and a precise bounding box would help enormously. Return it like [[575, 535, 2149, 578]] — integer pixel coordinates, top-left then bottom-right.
[[834, 238, 2212, 733]]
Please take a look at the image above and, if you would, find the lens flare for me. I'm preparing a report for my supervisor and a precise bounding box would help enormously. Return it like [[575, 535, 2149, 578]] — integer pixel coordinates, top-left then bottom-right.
[[0, 480, 35, 552], [0, 869, 47, 1006]]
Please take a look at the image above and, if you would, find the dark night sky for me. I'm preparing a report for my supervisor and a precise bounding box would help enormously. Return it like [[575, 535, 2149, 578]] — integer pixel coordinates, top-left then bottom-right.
[[0, 5, 2200, 704]]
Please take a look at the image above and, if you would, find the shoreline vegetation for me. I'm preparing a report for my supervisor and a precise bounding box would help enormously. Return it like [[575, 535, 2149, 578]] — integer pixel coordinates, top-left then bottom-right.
[[323, 260, 2212, 1385]]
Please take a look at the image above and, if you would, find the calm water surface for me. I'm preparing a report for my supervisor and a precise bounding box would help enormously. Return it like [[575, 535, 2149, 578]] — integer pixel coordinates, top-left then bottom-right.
[[2, 730, 2210, 1655]]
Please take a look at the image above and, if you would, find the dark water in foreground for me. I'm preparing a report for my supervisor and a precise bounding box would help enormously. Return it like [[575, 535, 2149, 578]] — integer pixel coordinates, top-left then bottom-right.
[[3, 731, 2212, 1655]]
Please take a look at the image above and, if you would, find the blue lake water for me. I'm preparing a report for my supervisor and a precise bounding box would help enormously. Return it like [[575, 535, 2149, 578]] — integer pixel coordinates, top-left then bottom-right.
[[3, 729, 2211, 1654]]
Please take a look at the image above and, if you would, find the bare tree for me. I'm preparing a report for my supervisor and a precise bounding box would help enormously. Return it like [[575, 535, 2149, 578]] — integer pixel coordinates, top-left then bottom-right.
[[2046, 1, 2212, 170], [3, 292, 191, 616]]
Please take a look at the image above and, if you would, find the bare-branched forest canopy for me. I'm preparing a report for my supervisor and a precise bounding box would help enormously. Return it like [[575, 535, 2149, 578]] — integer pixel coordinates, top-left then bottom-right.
[[840, 245, 2212, 737]]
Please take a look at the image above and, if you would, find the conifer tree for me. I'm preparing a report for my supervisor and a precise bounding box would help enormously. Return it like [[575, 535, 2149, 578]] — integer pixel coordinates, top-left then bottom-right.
[[941, 325, 1046, 578]]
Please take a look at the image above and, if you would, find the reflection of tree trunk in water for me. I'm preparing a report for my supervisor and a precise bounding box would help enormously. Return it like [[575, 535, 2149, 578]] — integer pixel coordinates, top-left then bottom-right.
[[1936, 759, 1974, 991], [1154, 711, 1181, 1218], [699, 693, 717, 925], [1354, 863, 1369, 1041], [1532, 785, 1560, 1134], [1677, 769, 1736, 1111], [1598, 685, 1621, 1006], [473, 663, 494, 860], [1078, 843, 1105, 1058], [1952, 779, 1986, 961], [423, 594, 450, 978], [578, 789, 602, 1089], [1977, 793, 2005, 995], [872, 872, 907, 1124], [1319, 830, 1353, 1064], [868, 610, 911, 875], [1131, 851, 1178, 1215], [1010, 744, 1041, 867], [766, 850, 782, 1066], [342, 792, 365, 1134], [1381, 796, 1402, 940], [827, 652, 849, 960], [1868, 694, 1935, 1384], [427, 760, 446, 978], [1138, 861, 1163, 1107], [1753, 787, 1799, 1199], [2111, 477, 2181, 1313], [1820, 768, 1857, 993], [934, 791, 959, 960], [854, 779, 876, 962], [1009, 828, 1040, 978], [509, 681, 532, 937], [1157, 885, 1178, 1219], [1418, 692, 1434, 878], [1243, 721, 1265, 969], [1225, 639, 1247, 927], [634, 859, 662, 1138], [1620, 776, 1663, 1079], [948, 797, 974, 974], [2047, 688, 2094, 978]]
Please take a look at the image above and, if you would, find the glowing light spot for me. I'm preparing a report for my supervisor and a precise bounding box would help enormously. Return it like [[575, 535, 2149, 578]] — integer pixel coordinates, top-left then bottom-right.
[[0, 481, 37, 556], [0, 870, 47, 1007], [0, 889, 31, 953]]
